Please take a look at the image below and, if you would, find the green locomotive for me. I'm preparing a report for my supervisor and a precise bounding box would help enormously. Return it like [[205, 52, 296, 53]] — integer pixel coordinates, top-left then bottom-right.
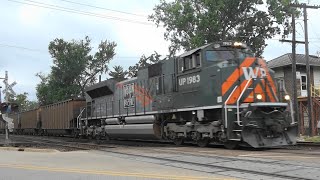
[[80, 41, 297, 148]]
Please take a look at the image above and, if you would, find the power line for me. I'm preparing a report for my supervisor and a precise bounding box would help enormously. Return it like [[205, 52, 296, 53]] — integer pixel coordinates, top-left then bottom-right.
[[269, 38, 320, 42], [56, 0, 147, 17], [8, 0, 154, 26], [20, 0, 152, 25], [308, 22, 320, 49], [0, 43, 44, 53], [0, 42, 141, 58]]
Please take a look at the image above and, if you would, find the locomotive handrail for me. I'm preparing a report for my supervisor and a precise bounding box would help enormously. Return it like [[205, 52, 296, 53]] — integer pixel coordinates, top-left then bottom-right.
[[278, 78, 295, 124], [289, 99, 295, 125], [236, 78, 253, 126], [265, 77, 279, 102], [270, 85, 279, 102], [224, 85, 238, 128], [77, 107, 86, 129]]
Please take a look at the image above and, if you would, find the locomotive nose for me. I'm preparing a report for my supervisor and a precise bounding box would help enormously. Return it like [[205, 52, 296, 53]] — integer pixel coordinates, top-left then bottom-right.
[[238, 58, 278, 103], [222, 57, 278, 105], [240, 103, 297, 148]]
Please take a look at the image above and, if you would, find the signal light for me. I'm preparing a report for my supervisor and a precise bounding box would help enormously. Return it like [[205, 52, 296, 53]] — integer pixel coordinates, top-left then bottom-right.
[[0, 102, 19, 114], [284, 95, 290, 101], [256, 94, 263, 100]]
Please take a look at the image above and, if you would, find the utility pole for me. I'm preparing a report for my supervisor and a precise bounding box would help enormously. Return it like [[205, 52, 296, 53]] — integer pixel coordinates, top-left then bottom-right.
[[279, 12, 304, 134], [291, 13, 299, 134], [303, 5, 313, 137], [290, 3, 319, 136]]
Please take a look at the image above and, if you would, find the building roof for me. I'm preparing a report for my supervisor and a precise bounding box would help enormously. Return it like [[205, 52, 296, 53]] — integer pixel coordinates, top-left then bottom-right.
[[267, 53, 320, 68]]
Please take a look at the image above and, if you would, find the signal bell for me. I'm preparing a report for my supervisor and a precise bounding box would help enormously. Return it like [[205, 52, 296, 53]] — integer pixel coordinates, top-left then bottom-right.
[[0, 102, 19, 114]]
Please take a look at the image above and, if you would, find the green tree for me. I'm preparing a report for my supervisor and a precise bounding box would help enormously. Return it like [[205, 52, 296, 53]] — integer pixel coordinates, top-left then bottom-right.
[[36, 72, 53, 105], [6, 92, 38, 111], [15, 93, 38, 111], [108, 65, 128, 81], [128, 52, 166, 77], [149, 0, 299, 56], [36, 36, 116, 105]]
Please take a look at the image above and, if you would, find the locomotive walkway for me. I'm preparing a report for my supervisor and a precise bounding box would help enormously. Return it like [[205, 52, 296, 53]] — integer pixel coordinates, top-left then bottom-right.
[[1, 135, 320, 179]]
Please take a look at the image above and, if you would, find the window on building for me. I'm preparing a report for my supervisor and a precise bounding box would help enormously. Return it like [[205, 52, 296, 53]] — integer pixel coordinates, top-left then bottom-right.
[[301, 75, 307, 90]]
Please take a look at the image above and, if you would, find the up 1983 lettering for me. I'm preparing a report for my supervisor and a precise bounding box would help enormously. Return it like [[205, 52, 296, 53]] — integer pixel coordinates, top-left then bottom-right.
[[179, 75, 200, 86]]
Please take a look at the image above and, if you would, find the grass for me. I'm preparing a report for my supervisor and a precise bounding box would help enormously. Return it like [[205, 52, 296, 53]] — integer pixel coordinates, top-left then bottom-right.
[[303, 136, 320, 142]]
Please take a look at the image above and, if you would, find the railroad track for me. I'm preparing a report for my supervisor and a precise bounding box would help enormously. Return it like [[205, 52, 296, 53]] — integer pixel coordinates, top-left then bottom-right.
[[297, 141, 320, 147], [9, 135, 320, 180]]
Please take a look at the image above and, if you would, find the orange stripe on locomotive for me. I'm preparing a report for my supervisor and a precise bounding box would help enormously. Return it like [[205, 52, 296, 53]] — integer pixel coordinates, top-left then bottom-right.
[[223, 57, 278, 105]]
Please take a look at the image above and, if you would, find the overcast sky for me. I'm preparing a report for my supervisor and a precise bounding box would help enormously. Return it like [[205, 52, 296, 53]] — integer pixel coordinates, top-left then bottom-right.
[[0, 0, 320, 101]]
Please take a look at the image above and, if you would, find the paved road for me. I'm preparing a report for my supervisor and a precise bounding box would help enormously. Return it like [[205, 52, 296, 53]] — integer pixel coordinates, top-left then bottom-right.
[[0, 148, 229, 180], [2, 135, 320, 179]]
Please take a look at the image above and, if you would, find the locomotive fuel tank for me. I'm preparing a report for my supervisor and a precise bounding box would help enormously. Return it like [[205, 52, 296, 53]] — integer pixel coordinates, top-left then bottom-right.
[[104, 115, 160, 139], [104, 123, 161, 140]]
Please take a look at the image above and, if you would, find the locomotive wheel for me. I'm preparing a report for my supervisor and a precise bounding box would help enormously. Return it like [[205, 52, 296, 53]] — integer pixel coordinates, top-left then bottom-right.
[[94, 135, 102, 144], [104, 134, 110, 141], [224, 141, 239, 149], [95, 135, 101, 140], [73, 132, 78, 139], [197, 138, 210, 147], [173, 138, 184, 146]]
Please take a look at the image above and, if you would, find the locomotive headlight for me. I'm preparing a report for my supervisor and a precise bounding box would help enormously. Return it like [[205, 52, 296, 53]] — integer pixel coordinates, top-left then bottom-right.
[[234, 42, 243, 46], [256, 94, 263, 100], [284, 95, 290, 101]]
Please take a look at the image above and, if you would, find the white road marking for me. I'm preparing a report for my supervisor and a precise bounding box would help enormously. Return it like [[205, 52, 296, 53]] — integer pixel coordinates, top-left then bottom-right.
[[198, 151, 221, 153], [239, 153, 285, 157], [249, 155, 316, 159]]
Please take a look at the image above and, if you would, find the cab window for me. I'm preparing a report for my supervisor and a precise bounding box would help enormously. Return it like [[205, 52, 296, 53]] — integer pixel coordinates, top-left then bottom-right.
[[195, 53, 201, 67], [206, 50, 235, 61], [179, 53, 201, 72], [184, 56, 192, 70], [239, 52, 253, 59]]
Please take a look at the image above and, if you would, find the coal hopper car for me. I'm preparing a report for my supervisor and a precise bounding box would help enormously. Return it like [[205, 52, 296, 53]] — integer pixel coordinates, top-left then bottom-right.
[[8, 99, 85, 136], [80, 41, 298, 148], [14, 109, 39, 134]]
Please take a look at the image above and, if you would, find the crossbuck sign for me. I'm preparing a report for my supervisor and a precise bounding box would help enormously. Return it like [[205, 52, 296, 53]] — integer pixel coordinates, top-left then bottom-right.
[[2, 71, 17, 101]]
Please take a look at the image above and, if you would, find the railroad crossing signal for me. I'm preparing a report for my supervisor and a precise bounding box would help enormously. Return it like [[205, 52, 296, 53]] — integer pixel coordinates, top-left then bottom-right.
[[1, 71, 17, 101], [0, 102, 19, 114], [2, 81, 17, 96], [0, 71, 17, 140]]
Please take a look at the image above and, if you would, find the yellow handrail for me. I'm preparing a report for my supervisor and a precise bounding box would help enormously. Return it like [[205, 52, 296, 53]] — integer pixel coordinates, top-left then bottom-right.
[[311, 85, 320, 97]]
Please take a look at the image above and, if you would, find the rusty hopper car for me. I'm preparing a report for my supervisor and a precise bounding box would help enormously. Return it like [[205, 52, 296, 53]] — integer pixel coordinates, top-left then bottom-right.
[[18, 109, 39, 134], [41, 99, 85, 135], [8, 110, 39, 134], [80, 41, 298, 149]]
